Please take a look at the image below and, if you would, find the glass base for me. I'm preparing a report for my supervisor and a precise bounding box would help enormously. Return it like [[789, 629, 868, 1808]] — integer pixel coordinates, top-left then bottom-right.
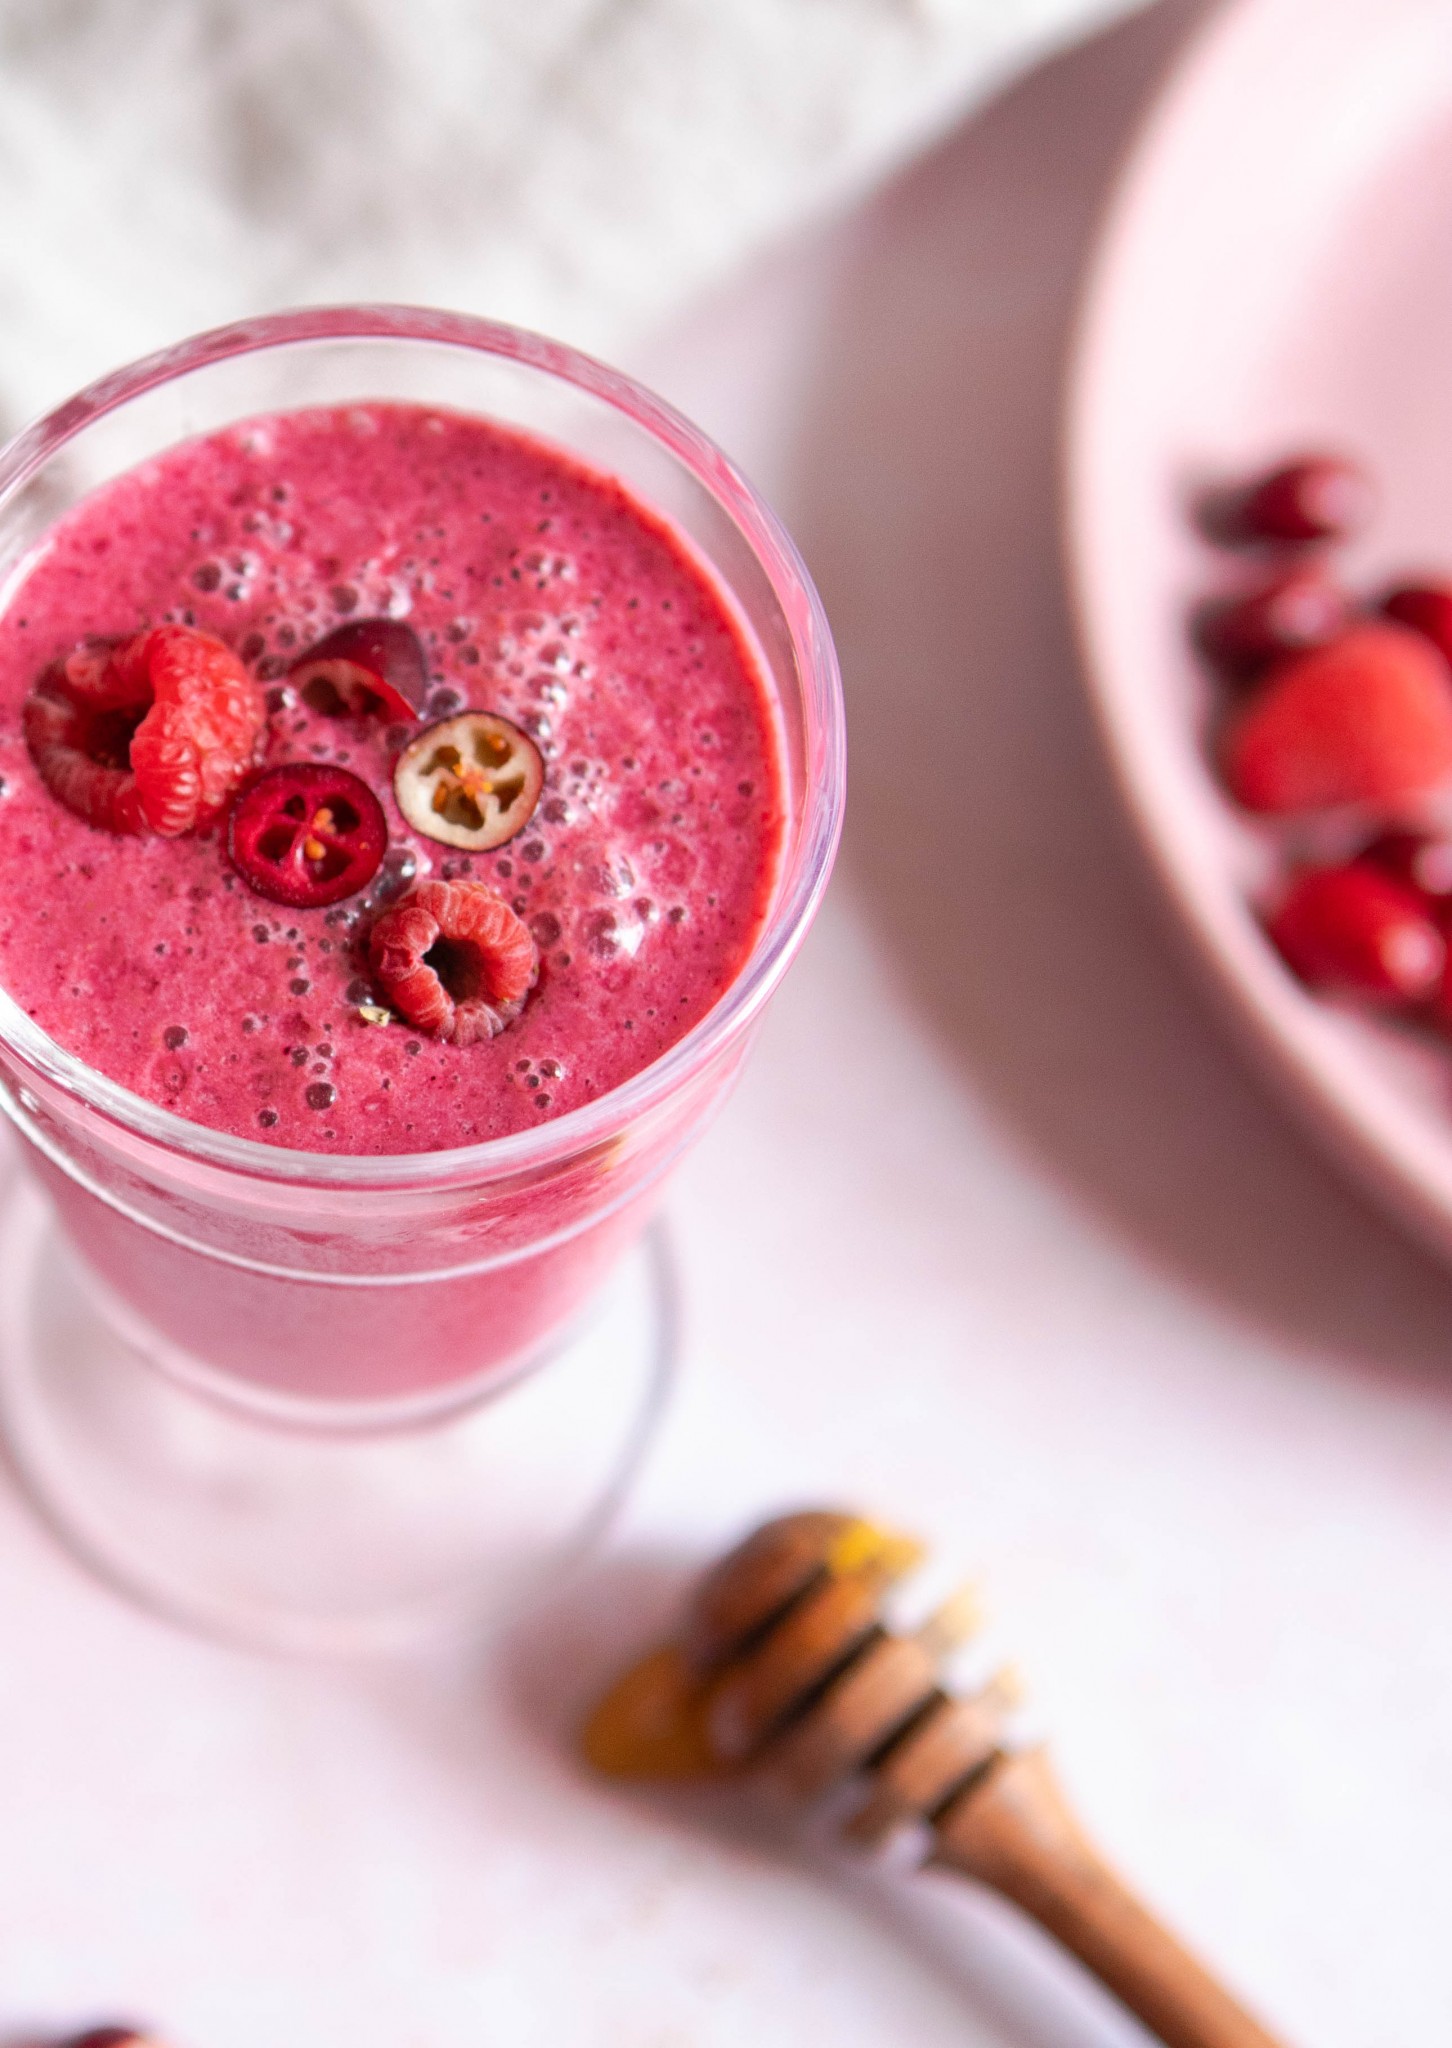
[[0, 1179, 678, 1656]]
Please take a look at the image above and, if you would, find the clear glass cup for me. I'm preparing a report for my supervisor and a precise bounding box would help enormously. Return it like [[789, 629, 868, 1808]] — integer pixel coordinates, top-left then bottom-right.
[[0, 307, 844, 1650]]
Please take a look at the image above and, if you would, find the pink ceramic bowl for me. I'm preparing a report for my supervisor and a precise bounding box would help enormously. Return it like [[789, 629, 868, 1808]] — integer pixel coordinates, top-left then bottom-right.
[[1068, 0, 1452, 1260]]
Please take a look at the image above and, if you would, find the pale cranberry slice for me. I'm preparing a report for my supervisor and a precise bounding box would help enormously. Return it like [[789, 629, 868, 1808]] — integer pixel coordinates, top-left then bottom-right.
[[393, 711, 544, 851], [289, 619, 426, 721], [228, 762, 387, 908]]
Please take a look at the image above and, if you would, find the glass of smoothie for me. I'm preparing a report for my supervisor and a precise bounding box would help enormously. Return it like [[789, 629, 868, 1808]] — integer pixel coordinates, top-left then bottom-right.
[[0, 307, 843, 1650]]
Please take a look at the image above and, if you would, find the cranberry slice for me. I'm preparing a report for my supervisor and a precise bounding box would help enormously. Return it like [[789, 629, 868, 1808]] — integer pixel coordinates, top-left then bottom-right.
[[393, 711, 544, 851], [288, 619, 426, 721], [228, 763, 387, 908]]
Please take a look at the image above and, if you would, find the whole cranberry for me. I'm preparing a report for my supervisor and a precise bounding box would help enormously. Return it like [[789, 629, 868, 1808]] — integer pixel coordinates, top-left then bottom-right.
[[1207, 454, 1374, 546], [1363, 829, 1452, 905], [1267, 862, 1443, 1004], [1428, 953, 1452, 1037], [1382, 583, 1452, 666], [58, 2030, 159, 2048], [1195, 567, 1349, 671]]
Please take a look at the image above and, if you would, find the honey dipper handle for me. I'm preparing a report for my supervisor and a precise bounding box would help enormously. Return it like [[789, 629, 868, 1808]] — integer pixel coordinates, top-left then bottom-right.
[[932, 1749, 1289, 2048]]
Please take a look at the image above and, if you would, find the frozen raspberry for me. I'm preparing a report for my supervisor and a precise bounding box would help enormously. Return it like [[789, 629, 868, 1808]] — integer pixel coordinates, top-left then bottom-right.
[[1268, 863, 1444, 1003], [24, 625, 264, 835], [368, 880, 538, 1045], [1223, 622, 1452, 813]]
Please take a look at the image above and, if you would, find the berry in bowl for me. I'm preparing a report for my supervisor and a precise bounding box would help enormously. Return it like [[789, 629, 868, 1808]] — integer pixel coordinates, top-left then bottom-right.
[[1188, 452, 1452, 1033]]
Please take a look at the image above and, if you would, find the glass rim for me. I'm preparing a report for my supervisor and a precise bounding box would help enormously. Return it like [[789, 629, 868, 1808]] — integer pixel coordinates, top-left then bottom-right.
[[0, 304, 845, 1188]]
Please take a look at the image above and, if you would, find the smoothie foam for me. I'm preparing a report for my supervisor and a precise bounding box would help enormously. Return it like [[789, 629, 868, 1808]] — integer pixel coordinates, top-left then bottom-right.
[[0, 403, 785, 1154]]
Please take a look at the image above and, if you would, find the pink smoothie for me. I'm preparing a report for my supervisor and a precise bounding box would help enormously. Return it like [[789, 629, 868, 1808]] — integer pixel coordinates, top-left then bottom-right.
[[0, 403, 785, 1156]]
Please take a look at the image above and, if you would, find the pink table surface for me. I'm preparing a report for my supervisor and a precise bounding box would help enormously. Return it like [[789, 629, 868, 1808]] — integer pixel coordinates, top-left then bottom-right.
[[3, 5, 1449, 2043]]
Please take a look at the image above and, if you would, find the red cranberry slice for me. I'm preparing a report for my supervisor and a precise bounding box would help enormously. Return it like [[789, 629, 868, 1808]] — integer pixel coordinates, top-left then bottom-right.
[[1267, 862, 1444, 1004], [1194, 568, 1349, 672], [289, 619, 426, 721], [228, 763, 387, 908], [1205, 455, 1374, 546]]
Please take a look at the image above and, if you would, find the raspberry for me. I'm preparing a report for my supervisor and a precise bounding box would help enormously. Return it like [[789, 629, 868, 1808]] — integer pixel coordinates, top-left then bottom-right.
[[1223, 623, 1452, 813], [368, 880, 538, 1045], [1268, 863, 1444, 1003], [24, 625, 264, 835]]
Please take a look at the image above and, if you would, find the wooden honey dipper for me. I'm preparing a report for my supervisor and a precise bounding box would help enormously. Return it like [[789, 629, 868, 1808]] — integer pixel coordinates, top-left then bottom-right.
[[584, 1510, 1292, 2048]]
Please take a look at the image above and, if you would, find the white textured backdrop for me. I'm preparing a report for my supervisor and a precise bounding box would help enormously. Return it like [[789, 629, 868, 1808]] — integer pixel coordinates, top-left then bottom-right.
[[0, 0, 1143, 427]]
